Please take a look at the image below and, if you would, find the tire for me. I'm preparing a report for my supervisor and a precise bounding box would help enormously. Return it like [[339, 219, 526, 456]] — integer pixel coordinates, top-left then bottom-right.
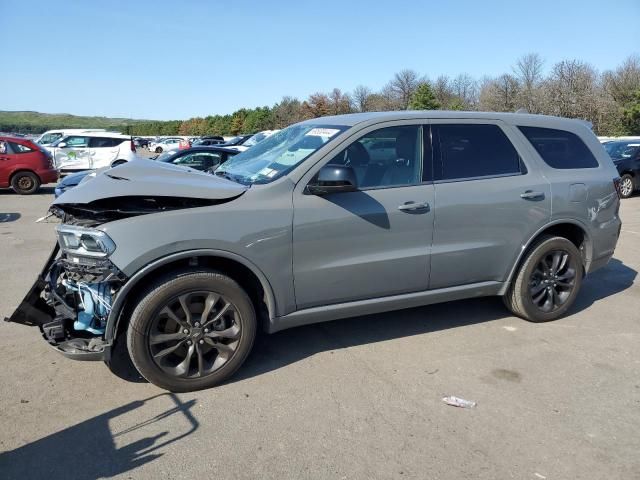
[[503, 235, 583, 322], [620, 174, 634, 199], [127, 269, 256, 392], [111, 159, 127, 167], [10, 171, 40, 195], [155, 147, 163, 153]]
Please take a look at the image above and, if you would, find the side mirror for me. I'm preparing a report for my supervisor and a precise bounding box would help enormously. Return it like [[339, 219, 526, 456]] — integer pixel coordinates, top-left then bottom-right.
[[306, 164, 358, 195], [57, 142, 67, 148]]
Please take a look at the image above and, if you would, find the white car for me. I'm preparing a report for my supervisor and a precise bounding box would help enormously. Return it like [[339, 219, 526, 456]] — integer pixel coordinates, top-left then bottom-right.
[[226, 130, 280, 152], [148, 138, 185, 153], [48, 133, 138, 172], [36, 129, 111, 146]]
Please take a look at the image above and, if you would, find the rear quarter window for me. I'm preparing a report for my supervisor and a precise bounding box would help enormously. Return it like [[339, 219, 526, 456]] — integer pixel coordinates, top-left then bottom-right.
[[518, 126, 599, 169]]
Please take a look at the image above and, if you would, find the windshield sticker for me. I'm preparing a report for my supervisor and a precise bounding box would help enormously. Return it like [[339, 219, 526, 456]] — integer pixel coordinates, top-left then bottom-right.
[[305, 128, 340, 138], [257, 167, 279, 178]]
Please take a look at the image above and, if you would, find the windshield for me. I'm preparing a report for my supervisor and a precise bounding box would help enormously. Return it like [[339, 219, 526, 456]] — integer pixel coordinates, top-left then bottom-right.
[[156, 150, 179, 162], [243, 131, 274, 148], [604, 141, 640, 159], [216, 124, 347, 185]]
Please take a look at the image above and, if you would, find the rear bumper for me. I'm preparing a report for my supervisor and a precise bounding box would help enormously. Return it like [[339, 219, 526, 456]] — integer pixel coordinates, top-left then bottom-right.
[[37, 168, 59, 184]]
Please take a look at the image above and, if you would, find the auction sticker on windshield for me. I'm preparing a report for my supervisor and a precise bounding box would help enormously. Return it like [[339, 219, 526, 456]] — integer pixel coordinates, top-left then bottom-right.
[[305, 128, 340, 137]]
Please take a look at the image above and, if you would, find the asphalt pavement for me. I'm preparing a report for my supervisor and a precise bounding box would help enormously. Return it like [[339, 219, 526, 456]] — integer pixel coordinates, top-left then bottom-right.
[[0, 186, 639, 480]]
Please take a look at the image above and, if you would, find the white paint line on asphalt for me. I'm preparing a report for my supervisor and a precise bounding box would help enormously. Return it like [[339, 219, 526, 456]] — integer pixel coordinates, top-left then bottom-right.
[[503, 326, 517, 332], [621, 229, 640, 235]]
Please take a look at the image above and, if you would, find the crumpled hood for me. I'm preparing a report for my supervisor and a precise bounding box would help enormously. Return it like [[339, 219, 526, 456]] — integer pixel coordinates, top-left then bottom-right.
[[52, 158, 248, 205]]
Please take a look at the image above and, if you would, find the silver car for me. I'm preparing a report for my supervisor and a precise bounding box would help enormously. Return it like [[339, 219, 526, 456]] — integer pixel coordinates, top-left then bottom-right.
[[7, 111, 622, 392]]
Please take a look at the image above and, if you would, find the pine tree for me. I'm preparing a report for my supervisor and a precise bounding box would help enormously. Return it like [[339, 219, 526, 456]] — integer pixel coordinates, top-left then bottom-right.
[[408, 83, 440, 110]]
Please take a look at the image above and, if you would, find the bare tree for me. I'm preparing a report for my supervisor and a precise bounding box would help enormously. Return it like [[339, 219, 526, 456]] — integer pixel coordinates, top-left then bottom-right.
[[352, 85, 373, 112], [451, 73, 478, 109], [479, 74, 520, 112], [388, 69, 421, 109], [328, 88, 352, 115], [544, 59, 599, 121], [433, 75, 453, 108], [513, 53, 544, 112], [602, 54, 640, 105]]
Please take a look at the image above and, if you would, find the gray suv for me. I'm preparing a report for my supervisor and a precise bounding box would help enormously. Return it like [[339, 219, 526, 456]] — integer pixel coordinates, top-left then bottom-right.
[[7, 112, 622, 392]]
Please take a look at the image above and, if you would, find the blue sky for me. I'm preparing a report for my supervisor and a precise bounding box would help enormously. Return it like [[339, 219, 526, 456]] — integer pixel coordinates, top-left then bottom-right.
[[1, 0, 638, 120]]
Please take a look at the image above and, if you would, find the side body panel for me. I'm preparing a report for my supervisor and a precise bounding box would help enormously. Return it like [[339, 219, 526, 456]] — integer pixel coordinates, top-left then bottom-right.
[[511, 121, 621, 272]]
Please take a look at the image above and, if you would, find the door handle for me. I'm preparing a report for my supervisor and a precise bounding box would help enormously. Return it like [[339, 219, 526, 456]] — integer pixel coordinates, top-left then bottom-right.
[[0, 157, 8, 161], [520, 190, 545, 200], [398, 201, 430, 212]]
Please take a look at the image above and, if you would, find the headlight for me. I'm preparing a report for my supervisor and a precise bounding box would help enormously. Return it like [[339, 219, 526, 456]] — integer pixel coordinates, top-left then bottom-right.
[[56, 225, 116, 258]]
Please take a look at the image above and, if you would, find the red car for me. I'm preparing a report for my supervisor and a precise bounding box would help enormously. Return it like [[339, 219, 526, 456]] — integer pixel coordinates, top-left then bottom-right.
[[0, 136, 59, 194]]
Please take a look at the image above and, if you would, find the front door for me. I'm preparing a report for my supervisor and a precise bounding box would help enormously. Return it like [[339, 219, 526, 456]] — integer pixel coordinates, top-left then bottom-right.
[[54, 135, 91, 170], [292, 124, 435, 309]]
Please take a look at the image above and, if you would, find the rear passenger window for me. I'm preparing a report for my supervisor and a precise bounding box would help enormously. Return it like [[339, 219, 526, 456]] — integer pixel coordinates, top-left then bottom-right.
[[90, 138, 121, 148], [518, 126, 598, 169], [433, 124, 522, 181], [9, 142, 34, 153]]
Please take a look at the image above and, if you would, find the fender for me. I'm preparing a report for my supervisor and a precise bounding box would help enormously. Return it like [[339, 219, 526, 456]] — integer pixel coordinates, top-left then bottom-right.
[[499, 218, 593, 295], [105, 248, 278, 341]]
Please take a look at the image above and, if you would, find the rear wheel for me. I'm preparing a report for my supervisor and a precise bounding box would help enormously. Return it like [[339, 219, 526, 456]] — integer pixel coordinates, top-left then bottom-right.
[[127, 270, 256, 392], [155, 147, 163, 153], [11, 171, 40, 194], [503, 235, 582, 322], [620, 174, 634, 198]]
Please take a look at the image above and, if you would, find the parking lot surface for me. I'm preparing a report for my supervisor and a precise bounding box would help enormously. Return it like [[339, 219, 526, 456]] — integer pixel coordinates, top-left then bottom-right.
[[0, 189, 639, 480]]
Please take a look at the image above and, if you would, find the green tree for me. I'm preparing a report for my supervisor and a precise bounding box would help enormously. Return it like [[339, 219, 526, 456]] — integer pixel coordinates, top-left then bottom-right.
[[408, 83, 440, 110], [623, 89, 640, 135]]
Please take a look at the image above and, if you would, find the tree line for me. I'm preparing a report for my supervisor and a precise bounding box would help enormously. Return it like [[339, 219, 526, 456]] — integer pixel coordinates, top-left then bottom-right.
[[131, 53, 640, 137], [3, 53, 639, 137]]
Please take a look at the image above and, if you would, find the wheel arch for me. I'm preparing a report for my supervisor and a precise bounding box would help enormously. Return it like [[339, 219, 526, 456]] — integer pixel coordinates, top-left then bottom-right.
[[501, 220, 592, 295], [106, 250, 277, 342]]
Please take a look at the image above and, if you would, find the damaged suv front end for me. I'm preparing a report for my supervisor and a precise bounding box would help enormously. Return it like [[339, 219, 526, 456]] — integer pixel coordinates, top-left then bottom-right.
[[5, 159, 249, 361]]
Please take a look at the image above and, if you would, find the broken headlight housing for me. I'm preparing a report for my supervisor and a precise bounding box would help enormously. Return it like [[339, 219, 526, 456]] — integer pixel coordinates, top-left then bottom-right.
[[56, 225, 116, 259]]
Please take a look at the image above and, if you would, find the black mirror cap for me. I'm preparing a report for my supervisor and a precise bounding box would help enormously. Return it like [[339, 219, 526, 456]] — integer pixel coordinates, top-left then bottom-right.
[[307, 164, 358, 195]]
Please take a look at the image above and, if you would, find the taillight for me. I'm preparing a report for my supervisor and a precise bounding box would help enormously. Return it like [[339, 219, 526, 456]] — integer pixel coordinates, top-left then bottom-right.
[[613, 177, 622, 199]]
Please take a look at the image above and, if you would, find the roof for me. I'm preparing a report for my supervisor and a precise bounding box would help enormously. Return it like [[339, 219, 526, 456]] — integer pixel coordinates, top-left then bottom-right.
[[300, 110, 591, 129], [61, 131, 129, 139]]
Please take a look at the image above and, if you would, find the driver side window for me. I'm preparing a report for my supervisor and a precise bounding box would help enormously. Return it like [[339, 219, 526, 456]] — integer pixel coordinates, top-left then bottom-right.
[[327, 125, 422, 189]]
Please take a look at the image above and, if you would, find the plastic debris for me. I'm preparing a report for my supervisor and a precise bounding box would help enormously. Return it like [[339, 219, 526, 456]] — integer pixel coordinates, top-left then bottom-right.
[[442, 396, 477, 408]]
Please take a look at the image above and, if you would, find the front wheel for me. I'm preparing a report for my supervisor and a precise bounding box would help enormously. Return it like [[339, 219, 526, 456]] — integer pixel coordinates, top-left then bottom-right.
[[503, 236, 583, 322], [620, 174, 635, 199], [155, 147, 163, 153], [127, 270, 256, 392]]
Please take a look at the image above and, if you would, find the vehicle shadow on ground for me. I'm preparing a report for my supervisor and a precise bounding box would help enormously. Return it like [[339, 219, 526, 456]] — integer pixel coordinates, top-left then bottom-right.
[[235, 257, 637, 383], [0, 186, 56, 196], [0, 393, 198, 480], [0, 213, 21, 222], [109, 258, 637, 386], [569, 258, 637, 313]]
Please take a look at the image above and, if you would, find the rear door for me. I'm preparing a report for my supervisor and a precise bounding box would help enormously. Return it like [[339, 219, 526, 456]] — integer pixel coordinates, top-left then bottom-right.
[[89, 137, 120, 168], [54, 136, 91, 170], [428, 120, 551, 289]]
